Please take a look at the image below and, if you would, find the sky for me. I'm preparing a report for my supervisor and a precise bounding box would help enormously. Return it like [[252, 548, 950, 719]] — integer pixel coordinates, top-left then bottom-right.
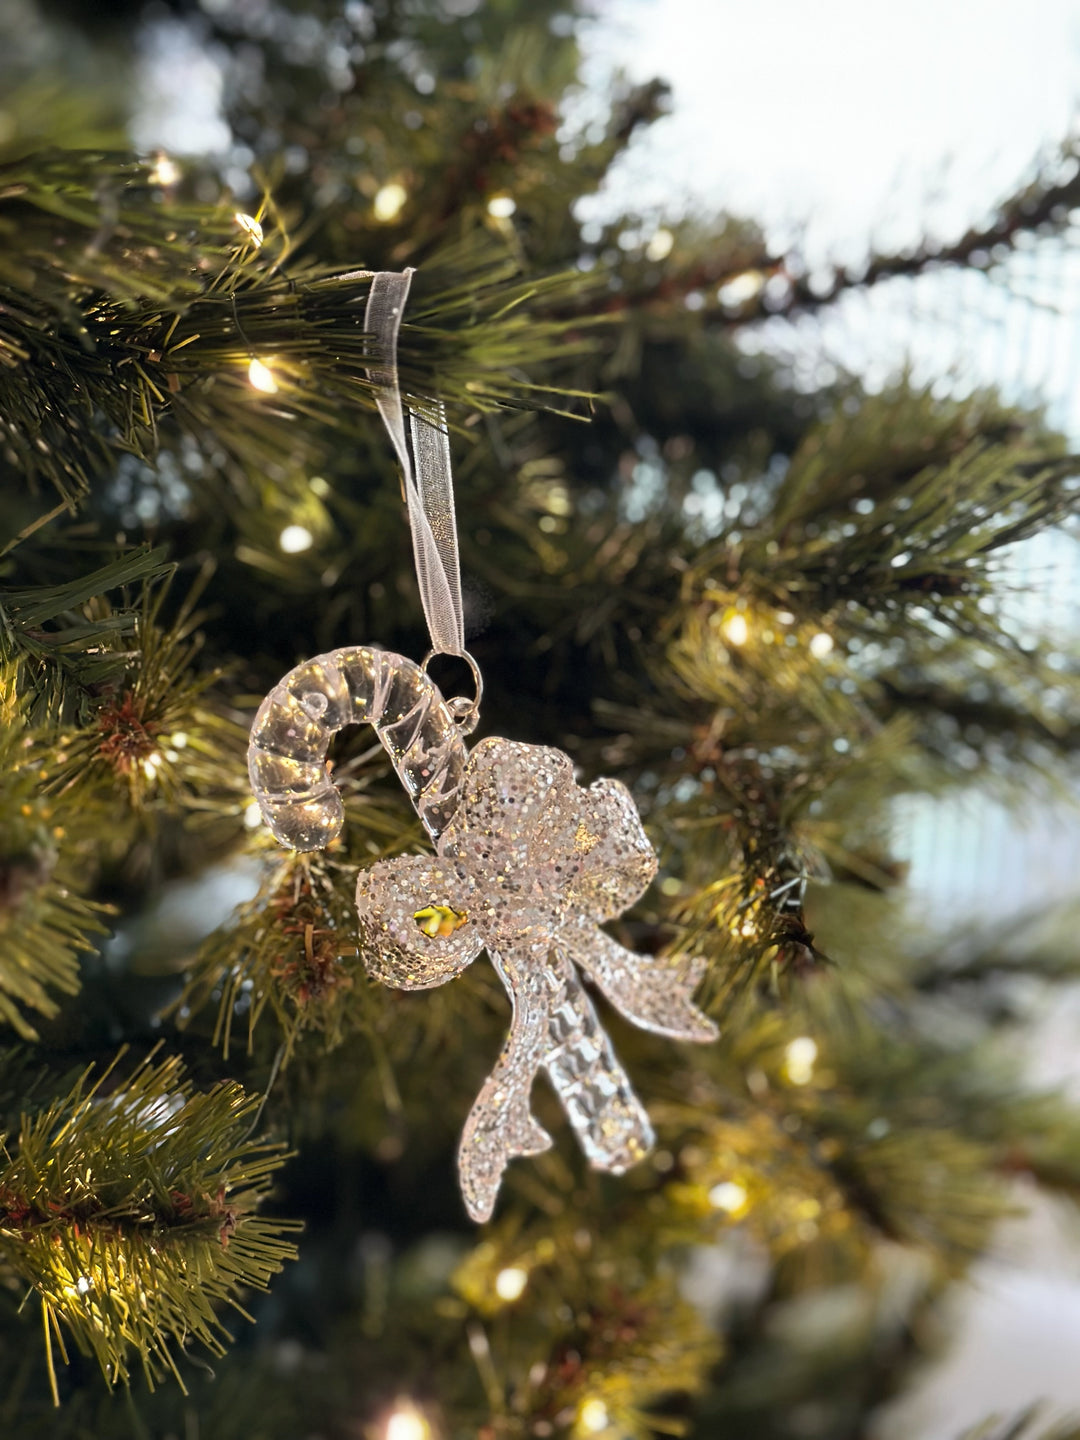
[[579, 0, 1080, 262]]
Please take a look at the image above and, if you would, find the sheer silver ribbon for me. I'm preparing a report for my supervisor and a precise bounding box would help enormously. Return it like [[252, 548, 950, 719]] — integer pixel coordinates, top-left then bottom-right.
[[365, 270, 465, 658]]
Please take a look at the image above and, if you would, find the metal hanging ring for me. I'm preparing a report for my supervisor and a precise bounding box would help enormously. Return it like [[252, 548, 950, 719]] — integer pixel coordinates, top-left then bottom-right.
[[421, 649, 483, 735]]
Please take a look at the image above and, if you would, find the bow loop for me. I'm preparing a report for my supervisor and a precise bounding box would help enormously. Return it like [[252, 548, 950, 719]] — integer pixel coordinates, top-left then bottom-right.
[[356, 853, 482, 991]]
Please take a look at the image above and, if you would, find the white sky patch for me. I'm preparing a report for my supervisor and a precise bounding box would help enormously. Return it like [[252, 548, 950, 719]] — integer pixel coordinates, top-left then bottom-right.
[[131, 19, 231, 156], [578, 0, 1080, 263]]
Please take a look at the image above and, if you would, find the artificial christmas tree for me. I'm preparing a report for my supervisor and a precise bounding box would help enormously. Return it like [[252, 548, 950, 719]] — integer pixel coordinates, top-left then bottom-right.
[[3, 2, 1080, 1437]]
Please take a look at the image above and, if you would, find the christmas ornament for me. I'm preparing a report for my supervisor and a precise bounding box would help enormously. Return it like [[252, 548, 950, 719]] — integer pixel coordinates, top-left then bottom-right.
[[248, 270, 716, 1222]]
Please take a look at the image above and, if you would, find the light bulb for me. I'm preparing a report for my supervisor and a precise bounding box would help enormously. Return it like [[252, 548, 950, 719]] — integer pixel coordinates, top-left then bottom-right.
[[150, 155, 180, 186], [385, 1403, 430, 1440], [487, 195, 516, 219], [248, 358, 278, 394], [234, 211, 264, 246], [579, 1398, 610, 1433], [494, 1266, 528, 1301], [708, 1180, 749, 1215], [809, 631, 834, 659], [279, 525, 313, 554], [374, 183, 408, 221], [785, 1036, 818, 1085], [645, 228, 674, 261], [721, 612, 749, 646]]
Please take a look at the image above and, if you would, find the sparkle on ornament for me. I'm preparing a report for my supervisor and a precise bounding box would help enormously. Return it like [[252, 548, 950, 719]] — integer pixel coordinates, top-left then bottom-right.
[[785, 1035, 818, 1085], [248, 358, 278, 394], [645, 227, 674, 261], [487, 195, 516, 219], [149, 154, 180, 186], [494, 1265, 528, 1301], [809, 631, 834, 658], [374, 182, 408, 221], [721, 611, 749, 647], [385, 1402, 430, 1440], [353, 735, 717, 1223], [279, 524, 313, 554], [234, 211, 264, 246], [579, 1398, 611, 1433], [709, 1180, 748, 1214]]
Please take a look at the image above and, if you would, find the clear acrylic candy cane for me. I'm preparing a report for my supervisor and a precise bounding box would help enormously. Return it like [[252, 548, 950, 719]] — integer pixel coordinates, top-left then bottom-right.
[[246, 270, 716, 1222]]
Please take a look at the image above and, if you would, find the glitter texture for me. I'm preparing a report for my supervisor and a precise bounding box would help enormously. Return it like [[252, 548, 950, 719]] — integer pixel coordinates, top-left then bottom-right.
[[355, 738, 717, 1222]]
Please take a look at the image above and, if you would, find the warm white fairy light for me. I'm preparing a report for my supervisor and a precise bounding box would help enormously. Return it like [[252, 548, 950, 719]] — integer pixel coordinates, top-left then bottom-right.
[[279, 524, 313, 554], [784, 1035, 818, 1085], [494, 1265, 528, 1301], [141, 751, 164, 780], [809, 631, 835, 659], [234, 211, 264, 246], [718, 270, 765, 306], [721, 611, 749, 646], [149, 154, 180, 186], [487, 195, 516, 219], [708, 1180, 749, 1215], [645, 227, 674, 261], [247, 358, 278, 394], [578, 1398, 611, 1433], [243, 801, 264, 829], [385, 1402, 430, 1440], [374, 182, 408, 221], [170, 732, 188, 749]]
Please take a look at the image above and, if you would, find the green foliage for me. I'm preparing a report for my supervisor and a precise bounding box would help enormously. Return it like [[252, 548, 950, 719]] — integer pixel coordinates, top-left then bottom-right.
[[1, 0, 1080, 1436], [0, 670, 107, 1037], [0, 1048, 297, 1393]]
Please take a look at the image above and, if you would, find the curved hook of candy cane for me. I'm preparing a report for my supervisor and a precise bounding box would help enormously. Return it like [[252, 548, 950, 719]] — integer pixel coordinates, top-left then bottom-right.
[[248, 646, 469, 850]]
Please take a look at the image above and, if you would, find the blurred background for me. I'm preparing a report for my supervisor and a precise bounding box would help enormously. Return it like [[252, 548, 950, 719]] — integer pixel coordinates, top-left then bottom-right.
[[6, 0, 1080, 1435], [75, 0, 1080, 1428], [572, 5, 1080, 1434]]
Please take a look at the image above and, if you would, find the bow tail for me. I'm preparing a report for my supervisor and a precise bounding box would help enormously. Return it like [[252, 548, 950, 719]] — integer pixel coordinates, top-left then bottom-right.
[[458, 946, 555, 1223], [541, 944, 654, 1175], [562, 915, 718, 1043]]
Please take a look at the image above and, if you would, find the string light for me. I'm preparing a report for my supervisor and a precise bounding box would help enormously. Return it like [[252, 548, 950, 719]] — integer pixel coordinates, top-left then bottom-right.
[[149, 154, 180, 186], [720, 611, 749, 646], [247, 358, 278, 394], [279, 524, 313, 554], [494, 1265, 528, 1301], [578, 1398, 611, 1434], [718, 270, 765, 307], [784, 1035, 818, 1085], [645, 227, 674, 261], [141, 751, 164, 781], [234, 211, 264, 246], [487, 195, 516, 219], [708, 1180, 749, 1215], [374, 182, 408, 221], [809, 631, 834, 658], [243, 801, 264, 829], [385, 1402, 431, 1440]]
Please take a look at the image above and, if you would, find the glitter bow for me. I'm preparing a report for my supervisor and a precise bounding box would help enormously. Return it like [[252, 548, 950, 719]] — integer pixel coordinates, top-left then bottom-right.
[[355, 737, 717, 1222]]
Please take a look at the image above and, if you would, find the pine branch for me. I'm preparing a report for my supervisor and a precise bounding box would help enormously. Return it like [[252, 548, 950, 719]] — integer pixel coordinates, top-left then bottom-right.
[[0, 1047, 298, 1393], [0, 670, 107, 1038], [0, 546, 174, 723], [1, 148, 603, 503]]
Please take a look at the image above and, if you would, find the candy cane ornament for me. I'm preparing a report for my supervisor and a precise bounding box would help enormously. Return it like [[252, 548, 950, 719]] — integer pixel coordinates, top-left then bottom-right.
[[247, 272, 717, 1223]]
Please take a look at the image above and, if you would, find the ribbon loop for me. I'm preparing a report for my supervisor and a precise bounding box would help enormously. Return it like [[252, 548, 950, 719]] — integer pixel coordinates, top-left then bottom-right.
[[365, 270, 466, 658]]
